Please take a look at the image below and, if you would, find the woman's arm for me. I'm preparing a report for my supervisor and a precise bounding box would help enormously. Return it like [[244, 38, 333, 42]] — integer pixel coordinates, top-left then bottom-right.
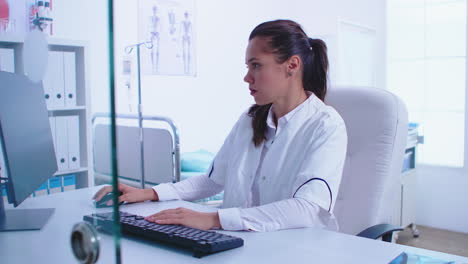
[[143, 197, 332, 232], [152, 174, 224, 202], [218, 198, 337, 232]]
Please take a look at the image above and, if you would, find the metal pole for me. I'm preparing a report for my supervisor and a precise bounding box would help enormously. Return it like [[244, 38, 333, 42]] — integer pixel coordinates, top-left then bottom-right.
[[124, 41, 152, 189], [136, 45, 145, 189]]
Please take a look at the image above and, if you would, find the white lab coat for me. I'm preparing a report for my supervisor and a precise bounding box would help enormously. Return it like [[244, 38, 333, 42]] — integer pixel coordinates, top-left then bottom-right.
[[154, 92, 347, 231]]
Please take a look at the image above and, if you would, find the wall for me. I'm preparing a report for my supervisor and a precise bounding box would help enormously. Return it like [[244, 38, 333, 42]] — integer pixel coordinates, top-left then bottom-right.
[[51, 0, 110, 115], [415, 165, 468, 233], [50, 0, 387, 153], [112, 0, 387, 153]]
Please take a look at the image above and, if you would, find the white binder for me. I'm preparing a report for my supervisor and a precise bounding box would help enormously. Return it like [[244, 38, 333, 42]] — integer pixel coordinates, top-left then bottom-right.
[[42, 73, 53, 109], [44, 51, 65, 109], [49, 116, 56, 151], [67, 115, 81, 170], [55, 116, 69, 171], [0, 48, 15, 73], [63, 52, 77, 107]]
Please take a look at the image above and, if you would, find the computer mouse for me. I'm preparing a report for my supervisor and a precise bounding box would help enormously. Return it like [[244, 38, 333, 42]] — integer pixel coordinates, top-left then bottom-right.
[[94, 191, 124, 208]]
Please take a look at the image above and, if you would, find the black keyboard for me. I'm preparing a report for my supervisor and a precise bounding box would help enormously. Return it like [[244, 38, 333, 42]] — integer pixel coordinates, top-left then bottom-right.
[[83, 211, 244, 258]]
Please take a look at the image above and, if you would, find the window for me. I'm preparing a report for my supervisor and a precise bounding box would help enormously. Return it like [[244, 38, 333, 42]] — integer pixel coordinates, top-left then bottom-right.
[[387, 0, 467, 167]]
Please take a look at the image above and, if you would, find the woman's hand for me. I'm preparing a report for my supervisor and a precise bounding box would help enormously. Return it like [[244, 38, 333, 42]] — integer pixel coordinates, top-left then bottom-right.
[[145, 207, 221, 230], [92, 183, 159, 205]]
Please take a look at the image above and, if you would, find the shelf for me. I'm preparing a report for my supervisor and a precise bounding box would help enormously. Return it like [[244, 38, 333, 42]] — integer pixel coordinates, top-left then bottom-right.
[[0, 34, 24, 44], [0, 38, 93, 189], [54, 167, 88, 176], [0, 35, 87, 47], [48, 106, 86, 112]]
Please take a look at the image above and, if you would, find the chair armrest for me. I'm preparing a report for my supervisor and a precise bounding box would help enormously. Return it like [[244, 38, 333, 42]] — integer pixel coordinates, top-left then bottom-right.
[[356, 224, 404, 242]]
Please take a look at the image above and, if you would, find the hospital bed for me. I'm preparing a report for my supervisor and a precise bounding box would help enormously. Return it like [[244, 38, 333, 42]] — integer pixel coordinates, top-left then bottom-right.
[[92, 113, 181, 188]]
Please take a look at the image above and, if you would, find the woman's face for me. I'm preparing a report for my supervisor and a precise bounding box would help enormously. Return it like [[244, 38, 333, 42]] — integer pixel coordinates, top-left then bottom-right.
[[244, 37, 290, 105]]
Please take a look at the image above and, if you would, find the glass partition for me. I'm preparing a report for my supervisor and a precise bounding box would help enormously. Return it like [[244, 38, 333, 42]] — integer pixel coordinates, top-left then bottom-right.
[[0, 1, 121, 263]]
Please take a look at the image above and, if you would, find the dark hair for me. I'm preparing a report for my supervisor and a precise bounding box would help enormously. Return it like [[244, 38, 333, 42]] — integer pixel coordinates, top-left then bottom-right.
[[247, 19, 329, 147]]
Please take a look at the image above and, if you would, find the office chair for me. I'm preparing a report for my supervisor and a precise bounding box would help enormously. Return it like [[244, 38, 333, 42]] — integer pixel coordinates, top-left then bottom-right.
[[325, 86, 408, 242]]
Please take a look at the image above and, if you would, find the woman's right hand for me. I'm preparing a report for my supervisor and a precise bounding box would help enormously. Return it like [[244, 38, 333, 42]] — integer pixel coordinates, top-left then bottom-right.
[[92, 183, 159, 205]]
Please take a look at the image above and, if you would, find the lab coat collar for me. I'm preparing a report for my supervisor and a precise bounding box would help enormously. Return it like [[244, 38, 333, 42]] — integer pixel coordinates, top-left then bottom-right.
[[266, 91, 316, 137]]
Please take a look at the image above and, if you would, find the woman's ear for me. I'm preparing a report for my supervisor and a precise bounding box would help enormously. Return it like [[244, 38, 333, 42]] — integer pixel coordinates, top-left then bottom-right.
[[286, 55, 301, 76]]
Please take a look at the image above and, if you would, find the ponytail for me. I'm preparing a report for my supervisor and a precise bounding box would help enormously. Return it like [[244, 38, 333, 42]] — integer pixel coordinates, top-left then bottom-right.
[[304, 38, 328, 101]]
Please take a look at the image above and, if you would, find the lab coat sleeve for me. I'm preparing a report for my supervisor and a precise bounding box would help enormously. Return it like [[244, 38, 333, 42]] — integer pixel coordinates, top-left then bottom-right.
[[218, 197, 337, 231], [153, 174, 224, 201], [206, 112, 246, 186], [292, 115, 347, 214]]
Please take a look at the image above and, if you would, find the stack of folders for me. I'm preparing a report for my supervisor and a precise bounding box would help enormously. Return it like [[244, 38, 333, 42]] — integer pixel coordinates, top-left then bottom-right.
[[407, 123, 420, 148], [43, 51, 77, 110], [45, 50, 80, 173], [33, 174, 76, 197], [49, 116, 81, 172], [1, 184, 7, 203]]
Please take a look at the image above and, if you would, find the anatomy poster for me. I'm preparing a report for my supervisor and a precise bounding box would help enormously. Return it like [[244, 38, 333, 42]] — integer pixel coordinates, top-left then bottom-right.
[[1, 0, 53, 35], [138, 0, 196, 76]]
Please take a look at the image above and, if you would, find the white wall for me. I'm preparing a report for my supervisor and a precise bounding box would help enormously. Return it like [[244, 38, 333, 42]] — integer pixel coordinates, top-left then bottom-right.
[[50, 0, 110, 115], [112, 0, 387, 154], [416, 165, 468, 233], [50, 0, 387, 154]]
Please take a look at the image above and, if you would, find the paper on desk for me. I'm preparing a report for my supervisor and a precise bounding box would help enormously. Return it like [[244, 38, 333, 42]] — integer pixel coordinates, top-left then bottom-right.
[[389, 252, 457, 264]]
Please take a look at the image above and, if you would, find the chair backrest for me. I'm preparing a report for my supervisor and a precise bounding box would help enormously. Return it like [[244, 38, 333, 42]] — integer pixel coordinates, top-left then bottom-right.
[[92, 115, 180, 188], [325, 86, 408, 235]]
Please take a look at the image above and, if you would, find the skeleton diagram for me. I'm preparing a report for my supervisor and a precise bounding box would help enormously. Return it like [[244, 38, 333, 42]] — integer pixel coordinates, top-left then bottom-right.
[[181, 11, 192, 74], [149, 5, 161, 73]]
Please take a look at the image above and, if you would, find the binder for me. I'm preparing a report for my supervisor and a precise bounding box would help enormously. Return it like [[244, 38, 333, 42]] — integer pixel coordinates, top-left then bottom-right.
[[42, 76, 53, 109], [1, 184, 7, 203], [49, 116, 57, 152], [44, 51, 65, 109], [63, 174, 76, 191], [0, 138, 5, 178], [55, 116, 69, 171], [63, 52, 77, 107], [0, 48, 15, 73], [67, 115, 81, 170], [48, 177, 62, 194], [34, 182, 49, 196]]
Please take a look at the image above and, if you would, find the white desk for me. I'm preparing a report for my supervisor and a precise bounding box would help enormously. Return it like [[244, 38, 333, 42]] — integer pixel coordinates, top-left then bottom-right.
[[2, 186, 468, 264]]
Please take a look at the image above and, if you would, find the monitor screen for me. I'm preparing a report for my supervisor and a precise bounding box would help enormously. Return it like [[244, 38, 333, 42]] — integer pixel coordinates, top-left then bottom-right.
[[0, 71, 57, 231]]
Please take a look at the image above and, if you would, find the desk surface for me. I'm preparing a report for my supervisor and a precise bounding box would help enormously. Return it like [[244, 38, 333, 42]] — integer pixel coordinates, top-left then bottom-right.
[[2, 186, 468, 264]]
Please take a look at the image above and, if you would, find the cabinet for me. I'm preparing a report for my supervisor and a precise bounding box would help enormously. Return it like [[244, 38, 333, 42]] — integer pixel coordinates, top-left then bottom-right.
[[0, 35, 92, 189], [399, 124, 423, 237]]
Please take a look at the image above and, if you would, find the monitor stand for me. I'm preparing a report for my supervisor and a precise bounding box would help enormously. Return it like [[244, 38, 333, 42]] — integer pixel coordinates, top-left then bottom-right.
[[0, 197, 55, 232]]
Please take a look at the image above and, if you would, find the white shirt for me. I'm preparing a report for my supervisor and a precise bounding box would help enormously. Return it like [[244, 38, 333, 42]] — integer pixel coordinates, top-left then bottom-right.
[[153, 92, 347, 232]]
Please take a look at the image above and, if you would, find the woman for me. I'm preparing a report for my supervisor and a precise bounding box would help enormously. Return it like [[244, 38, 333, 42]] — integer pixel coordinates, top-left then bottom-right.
[[94, 19, 347, 232]]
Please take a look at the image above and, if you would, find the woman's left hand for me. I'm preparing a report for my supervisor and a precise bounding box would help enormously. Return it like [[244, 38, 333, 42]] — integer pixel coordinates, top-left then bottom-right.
[[144, 207, 221, 230]]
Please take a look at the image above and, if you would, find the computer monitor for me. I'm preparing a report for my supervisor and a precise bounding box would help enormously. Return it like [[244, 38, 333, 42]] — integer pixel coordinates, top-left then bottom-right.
[[0, 71, 58, 231]]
